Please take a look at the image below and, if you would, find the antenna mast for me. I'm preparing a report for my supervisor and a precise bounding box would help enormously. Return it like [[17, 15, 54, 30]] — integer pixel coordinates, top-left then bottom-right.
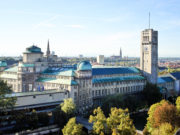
[[149, 12, 150, 29]]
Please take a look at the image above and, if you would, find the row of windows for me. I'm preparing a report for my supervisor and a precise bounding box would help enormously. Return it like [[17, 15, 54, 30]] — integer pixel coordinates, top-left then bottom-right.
[[92, 85, 144, 97], [37, 83, 69, 89], [93, 80, 144, 87], [42, 75, 71, 80]]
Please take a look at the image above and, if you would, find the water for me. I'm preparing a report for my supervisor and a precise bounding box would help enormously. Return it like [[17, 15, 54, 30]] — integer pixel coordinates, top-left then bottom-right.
[[130, 112, 148, 131]]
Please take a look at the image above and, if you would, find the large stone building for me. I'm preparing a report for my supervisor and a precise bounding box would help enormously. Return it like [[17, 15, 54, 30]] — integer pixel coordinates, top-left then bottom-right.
[[0, 42, 146, 112], [0, 29, 177, 112]]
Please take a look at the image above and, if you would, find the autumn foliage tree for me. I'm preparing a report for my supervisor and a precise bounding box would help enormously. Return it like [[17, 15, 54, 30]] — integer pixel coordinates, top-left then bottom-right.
[[145, 99, 180, 134], [153, 101, 178, 128]]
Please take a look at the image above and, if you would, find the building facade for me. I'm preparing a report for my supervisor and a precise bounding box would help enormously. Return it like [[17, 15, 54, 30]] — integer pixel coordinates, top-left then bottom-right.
[[0, 44, 147, 112], [97, 55, 104, 65], [1, 28, 176, 112]]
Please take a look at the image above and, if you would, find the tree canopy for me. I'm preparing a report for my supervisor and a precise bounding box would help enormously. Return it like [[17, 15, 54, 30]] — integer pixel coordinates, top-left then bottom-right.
[[61, 98, 76, 116], [89, 107, 108, 135], [89, 107, 136, 135], [0, 80, 16, 112], [107, 108, 136, 135], [141, 82, 162, 106], [176, 96, 180, 113], [145, 99, 180, 134], [62, 117, 85, 135]]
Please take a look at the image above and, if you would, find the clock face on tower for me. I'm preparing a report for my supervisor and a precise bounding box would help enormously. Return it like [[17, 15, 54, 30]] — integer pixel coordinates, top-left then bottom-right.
[[144, 46, 148, 52]]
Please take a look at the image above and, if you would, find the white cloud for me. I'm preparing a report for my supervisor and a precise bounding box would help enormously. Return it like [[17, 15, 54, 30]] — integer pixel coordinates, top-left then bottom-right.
[[64, 24, 85, 29], [33, 15, 61, 29]]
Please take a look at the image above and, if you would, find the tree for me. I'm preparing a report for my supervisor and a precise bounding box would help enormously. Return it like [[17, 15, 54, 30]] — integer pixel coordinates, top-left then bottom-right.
[[62, 117, 86, 135], [14, 110, 28, 131], [146, 100, 180, 134], [53, 106, 67, 128], [61, 98, 76, 117], [151, 123, 176, 135], [101, 93, 145, 116], [146, 100, 165, 132], [153, 101, 179, 128], [0, 80, 16, 112], [141, 82, 162, 106], [176, 96, 180, 113], [38, 112, 49, 126], [27, 109, 39, 129], [89, 107, 108, 135], [107, 108, 136, 135]]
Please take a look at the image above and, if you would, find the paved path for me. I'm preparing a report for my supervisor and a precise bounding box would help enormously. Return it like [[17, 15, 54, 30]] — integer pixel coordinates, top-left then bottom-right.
[[76, 116, 93, 131]]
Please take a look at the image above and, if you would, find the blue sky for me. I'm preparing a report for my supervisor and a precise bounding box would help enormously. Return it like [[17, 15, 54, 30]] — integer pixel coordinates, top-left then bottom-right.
[[0, 0, 180, 57]]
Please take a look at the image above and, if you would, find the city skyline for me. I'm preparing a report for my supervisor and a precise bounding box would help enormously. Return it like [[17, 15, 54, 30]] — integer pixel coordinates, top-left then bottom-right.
[[0, 0, 180, 57]]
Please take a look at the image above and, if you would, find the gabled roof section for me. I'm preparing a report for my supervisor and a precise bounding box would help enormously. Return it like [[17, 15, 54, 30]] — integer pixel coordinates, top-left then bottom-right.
[[92, 75, 144, 84], [158, 76, 174, 84], [170, 72, 180, 80], [19, 63, 34, 67], [36, 77, 78, 85], [4, 66, 18, 72], [92, 67, 140, 76], [58, 70, 75, 77], [42, 68, 75, 77]]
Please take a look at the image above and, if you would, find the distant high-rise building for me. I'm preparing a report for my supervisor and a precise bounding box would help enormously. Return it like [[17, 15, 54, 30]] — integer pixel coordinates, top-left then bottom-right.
[[97, 55, 104, 65], [120, 48, 122, 59], [79, 54, 83, 58], [140, 29, 158, 84]]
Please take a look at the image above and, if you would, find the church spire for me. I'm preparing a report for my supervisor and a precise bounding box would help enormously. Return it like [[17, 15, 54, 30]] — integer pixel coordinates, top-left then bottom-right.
[[120, 47, 122, 59], [46, 39, 50, 57]]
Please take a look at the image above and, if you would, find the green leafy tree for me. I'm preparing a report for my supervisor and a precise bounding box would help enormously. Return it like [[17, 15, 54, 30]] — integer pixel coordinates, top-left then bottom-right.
[[14, 110, 28, 131], [61, 98, 76, 117], [141, 82, 162, 106], [53, 106, 67, 128], [151, 123, 176, 135], [107, 108, 136, 135], [38, 112, 49, 126], [89, 107, 108, 135], [27, 109, 39, 129], [0, 80, 17, 112], [101, 93, 145, 116], [62, 117, 86, 135]]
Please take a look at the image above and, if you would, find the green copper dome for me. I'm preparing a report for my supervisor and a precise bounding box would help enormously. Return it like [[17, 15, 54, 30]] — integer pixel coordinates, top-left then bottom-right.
[[25, 45, 43, 53], [77, 61, 92, 71]]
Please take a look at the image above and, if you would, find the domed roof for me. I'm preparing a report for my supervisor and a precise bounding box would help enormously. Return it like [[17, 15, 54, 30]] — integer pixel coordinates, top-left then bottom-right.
[[77, 61, 92, 71], [25, 45, 43, 53]]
